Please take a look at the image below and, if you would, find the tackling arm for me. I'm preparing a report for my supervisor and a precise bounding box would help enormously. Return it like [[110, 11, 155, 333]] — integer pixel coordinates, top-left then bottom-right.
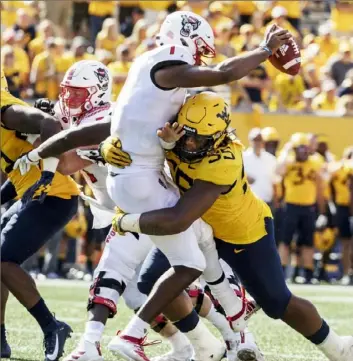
[[35, 120, 111, 159], [119, 180, 229, 235], [1, 104, 62, 142]]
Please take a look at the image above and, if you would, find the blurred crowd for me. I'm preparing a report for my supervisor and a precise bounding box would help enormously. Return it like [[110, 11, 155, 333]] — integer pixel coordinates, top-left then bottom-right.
[[1, 0, 353, 115]]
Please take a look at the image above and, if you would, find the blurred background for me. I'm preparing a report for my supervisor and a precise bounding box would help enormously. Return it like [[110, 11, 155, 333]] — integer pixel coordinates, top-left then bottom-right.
[[1, 1, 353, 285]]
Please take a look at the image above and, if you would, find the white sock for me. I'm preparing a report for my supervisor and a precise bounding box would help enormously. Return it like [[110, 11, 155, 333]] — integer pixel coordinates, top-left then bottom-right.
[[205, 305, 234, 341], [317, 329, 344, 359], [84, 321, 105, 344], [208, 278, 242, 317], [185, 319, 223, 351], [167, 331, 191, 352], [122, 315, 150, 339]]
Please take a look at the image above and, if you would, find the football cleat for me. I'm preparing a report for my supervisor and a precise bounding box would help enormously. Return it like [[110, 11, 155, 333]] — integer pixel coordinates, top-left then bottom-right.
[[233, 330, 265, 361], [150, 344, 194, 361], [44, 321, 72, 361], [108, 333, 161, 361], [192, 338, 226, 361], [1, 331, 11, 359], [322, 335, 353, 361], [63, 338, 103, 361]]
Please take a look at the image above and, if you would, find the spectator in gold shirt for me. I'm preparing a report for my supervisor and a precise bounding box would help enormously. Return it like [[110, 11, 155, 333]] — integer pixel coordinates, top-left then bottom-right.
[[88, 1, 116, 44], [96, 18, 125, 57], [108, 45, 132, 101], [312, 80, 339, 112]]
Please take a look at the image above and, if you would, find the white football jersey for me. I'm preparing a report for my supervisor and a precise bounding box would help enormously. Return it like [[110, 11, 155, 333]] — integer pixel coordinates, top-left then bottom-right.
[[110, 44, 194, 173], [54, 101, 116, 228]]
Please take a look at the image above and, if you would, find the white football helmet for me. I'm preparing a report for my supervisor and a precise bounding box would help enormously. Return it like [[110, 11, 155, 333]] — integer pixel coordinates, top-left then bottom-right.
[[59, 60, 112, 124], [156, 11, 215, 65]]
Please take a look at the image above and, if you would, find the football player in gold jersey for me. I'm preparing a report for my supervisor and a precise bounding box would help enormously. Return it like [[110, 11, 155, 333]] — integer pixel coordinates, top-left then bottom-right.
[[277, 133, 326, 284], [0, 69, 79, 360], [330, 147, 353, 285], [104, 92, 352, 361]]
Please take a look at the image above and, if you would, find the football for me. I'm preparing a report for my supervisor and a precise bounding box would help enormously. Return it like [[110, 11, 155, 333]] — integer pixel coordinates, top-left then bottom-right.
[[269, 37, 301, 76]]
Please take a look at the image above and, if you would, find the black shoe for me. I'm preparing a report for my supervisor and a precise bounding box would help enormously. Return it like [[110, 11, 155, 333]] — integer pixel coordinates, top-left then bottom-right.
[[1, 332, 11, 358], [44, 321, 72, 361]]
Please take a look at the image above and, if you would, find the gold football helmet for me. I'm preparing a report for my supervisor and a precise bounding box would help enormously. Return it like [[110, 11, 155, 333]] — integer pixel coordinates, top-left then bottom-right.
[[175, 91, 231, 163]]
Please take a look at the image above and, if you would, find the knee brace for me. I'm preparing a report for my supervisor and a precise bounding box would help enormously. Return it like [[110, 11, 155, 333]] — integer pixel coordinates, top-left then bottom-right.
[[87, 271, 126, 318], [186, 284, 204, 314]]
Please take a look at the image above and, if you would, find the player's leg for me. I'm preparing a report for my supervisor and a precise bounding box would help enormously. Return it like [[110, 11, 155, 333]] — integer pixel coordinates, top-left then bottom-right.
[[64, 229, 152, 361], [336, 205, 353, 285], [134, 247, 225, 361], [278, 203, 300, 278], [0, 199, 20, 359], [1, 196, 78, 360], [218, 217, 353, 361], [299, 206, 316, 284], [106, 172, 218, 361]]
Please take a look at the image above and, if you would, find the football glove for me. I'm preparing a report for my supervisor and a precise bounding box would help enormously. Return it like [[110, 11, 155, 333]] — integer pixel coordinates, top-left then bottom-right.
[[99, 136, 132, 168], [21, 171, 55, 206], [315, 214, 328, 231], [76, 149, 106, 167], [14, 150, 41, 176], [112, 207, 127, 235], [34, 98, 55, 116]]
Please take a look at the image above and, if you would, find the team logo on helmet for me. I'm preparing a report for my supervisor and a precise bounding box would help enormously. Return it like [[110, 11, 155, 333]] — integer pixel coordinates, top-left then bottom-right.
[[94, 67, 109, 91], [216, 105, 230, 125], [94, 68, 109, 84], [180, 15, 201, 37]]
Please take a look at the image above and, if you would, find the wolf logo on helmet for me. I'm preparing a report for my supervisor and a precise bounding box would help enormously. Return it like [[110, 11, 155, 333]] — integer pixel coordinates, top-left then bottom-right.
[[180, 14, 201, 37]]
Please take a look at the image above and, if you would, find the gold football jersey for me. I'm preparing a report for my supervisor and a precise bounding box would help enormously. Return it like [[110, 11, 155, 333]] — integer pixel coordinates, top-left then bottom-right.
[[167, 140, 273, 245]]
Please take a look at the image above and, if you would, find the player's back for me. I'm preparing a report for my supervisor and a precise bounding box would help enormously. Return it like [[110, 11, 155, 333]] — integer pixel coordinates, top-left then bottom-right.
[[283, 156, 321, 206], [110, 44, 194, 173], [167, 140, 273, 245]]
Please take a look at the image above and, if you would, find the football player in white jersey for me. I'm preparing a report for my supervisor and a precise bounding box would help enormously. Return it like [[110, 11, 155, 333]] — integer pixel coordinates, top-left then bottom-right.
[[30, 60, 153, 361], [96, 11, 290, 361], [20, 60, 258, 361], [15, 11, 291, 361]]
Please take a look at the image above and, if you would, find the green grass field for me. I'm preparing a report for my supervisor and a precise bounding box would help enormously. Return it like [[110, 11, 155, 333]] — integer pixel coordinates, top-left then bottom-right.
[[6, 280, 353, 361]]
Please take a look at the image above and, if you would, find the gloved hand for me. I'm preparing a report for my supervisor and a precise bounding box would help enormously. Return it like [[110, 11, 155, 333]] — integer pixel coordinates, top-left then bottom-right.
[[349, 216, 353, 235], [112, 207, 127, 235], [34, 98, 55, 116], [99, 136, 132, 168], [14, 150, 41, 176], [76, 149, 106, 167], [21, 171, 55, 206], [316, 214, 328, 231]]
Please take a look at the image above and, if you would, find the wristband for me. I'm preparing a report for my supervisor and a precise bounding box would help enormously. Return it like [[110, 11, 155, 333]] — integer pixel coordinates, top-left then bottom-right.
[[259, 43, 272, 56], [27, 149, 41, 162], [159, 138, 176, 150], [120, 213, 141, 233], [42, 157, 60, 173]]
